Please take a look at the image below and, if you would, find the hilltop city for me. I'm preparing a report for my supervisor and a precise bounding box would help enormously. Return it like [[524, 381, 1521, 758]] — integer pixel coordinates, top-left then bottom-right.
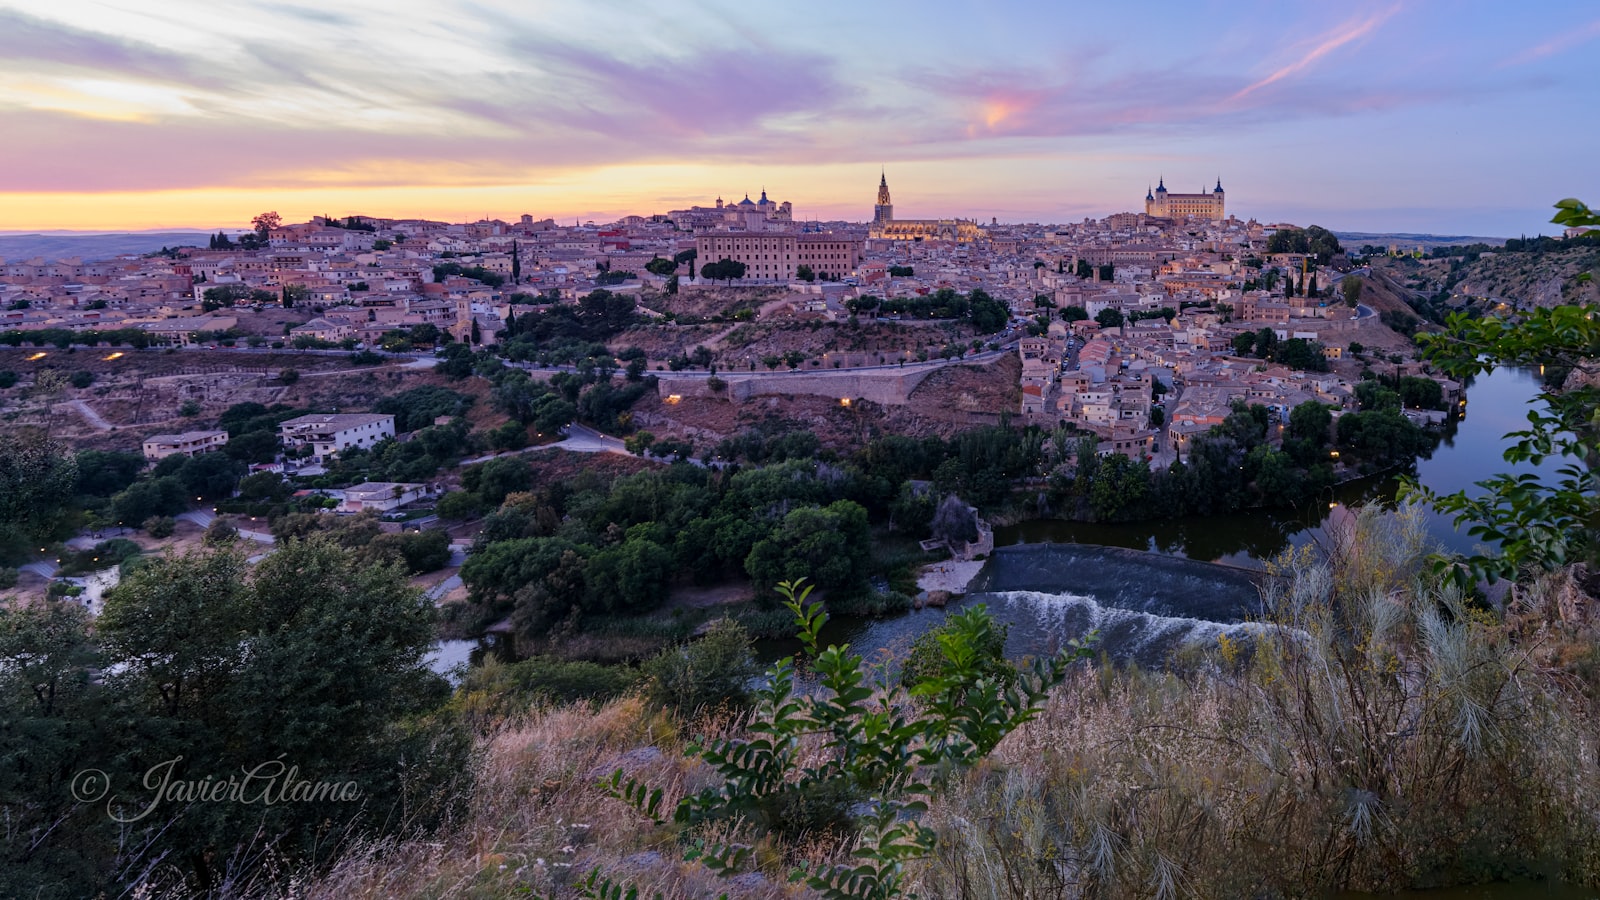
[[1, 173, 1475, 486]]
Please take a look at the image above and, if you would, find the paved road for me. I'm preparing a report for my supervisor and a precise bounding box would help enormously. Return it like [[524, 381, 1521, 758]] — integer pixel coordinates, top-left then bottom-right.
[[425, 574, 462, 602]]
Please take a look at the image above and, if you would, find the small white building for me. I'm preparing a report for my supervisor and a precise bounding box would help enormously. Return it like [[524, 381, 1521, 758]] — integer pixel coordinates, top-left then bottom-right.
[[278, 414, 395, 460], [142, 430, 229, 461], [341, 482, 429, 513]]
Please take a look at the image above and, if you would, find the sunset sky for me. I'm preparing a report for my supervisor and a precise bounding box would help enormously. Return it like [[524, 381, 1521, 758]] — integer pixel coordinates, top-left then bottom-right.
[[2, 1, 1597, 235]]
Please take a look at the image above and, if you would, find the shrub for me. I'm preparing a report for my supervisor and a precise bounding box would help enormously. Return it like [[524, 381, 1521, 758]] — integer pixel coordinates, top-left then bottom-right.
[[0, 567, 17, 589], [203, 519, 239, 546], [142, 516, 176, 538], [435, 491, 485, 521], [640, 617, 758, 716], [57, 538, 141, 576], [455, 655, 636, 723]]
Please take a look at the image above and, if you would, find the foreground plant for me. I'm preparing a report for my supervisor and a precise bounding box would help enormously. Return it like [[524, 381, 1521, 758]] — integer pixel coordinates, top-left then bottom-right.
[[559, 579, 1093, 900]]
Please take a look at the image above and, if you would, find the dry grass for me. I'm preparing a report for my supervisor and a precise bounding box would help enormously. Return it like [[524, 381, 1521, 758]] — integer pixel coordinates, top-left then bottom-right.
[[912, 508, 1600, 898]]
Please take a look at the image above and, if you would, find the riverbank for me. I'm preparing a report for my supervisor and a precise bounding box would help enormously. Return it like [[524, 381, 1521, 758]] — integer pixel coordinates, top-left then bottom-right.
[[916, 559, 985, 594]]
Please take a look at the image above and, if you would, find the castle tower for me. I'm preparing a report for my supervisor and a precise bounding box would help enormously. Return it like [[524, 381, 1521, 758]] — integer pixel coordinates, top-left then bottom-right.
[[873, 171, 894, 226]]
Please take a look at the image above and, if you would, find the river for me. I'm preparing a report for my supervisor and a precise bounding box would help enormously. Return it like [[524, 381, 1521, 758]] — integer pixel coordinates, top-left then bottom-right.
[[818, 365, 1572, 667]]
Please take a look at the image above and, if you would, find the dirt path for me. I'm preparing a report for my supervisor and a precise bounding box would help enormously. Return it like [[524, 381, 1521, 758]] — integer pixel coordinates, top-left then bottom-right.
[[62, 399, 112, 432]]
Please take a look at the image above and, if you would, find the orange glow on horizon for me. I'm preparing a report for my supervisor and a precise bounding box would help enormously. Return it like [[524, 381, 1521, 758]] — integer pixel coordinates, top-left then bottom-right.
[[0, 158, 1114, 231]]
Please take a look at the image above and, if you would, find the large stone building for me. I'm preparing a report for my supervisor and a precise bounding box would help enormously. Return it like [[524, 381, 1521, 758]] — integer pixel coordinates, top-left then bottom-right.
[[695, 232, 863, 281], [669, 190, 793, 231], [868, 173, 986, 243], [1144, 178, 1226, 221]]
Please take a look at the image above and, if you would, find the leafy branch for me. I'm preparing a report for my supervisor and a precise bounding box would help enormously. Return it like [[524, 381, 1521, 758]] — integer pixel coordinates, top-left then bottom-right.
[[560, 579, 1094, 899]]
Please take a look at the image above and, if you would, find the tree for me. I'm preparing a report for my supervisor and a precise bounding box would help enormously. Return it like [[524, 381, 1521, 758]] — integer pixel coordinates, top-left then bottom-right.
[[796, 264, 816, 282], [1061, 305, 1088, 323], [674, 248, 697, 278], [511, 239, 521, 283], [1342, 275, 1364, 308], [0, 432, 78, 552], [93, 540, 462, 890], [74, 449, 144, 497], [250, 211, 282, 237], [930, 494, 980, 548], [1095, 308, 1125, 329], [701, 258, 747, 283], [436, 490, 485, 521], [644, 256, 676, 277], [1288, 400, 1332, 446], [746, 501, 872, 597]]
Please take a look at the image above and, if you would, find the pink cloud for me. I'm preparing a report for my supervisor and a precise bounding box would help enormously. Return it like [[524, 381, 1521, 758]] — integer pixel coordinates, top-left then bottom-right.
[[1499, 18, 1600, 68], [1230, 6, 1400, 102]]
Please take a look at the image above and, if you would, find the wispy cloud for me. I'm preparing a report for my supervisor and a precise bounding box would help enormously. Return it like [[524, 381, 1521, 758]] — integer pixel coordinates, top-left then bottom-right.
[[1230, 6, 1400, 101], [1499, 17, 1600, 67], [0, 9, 215, 87]]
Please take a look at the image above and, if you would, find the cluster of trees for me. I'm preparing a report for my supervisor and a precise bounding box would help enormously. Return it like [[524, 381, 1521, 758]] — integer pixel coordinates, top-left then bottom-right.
[[699, 258, 748, 282], [458, 461, 880, 643], [0, 540, 466, 897], [200, 283, 279, 311], [1046, 396, 1435, 522], [0, 327, 156, 349], [491, 362, 649, 434], [888, 265, 914, 277], [272, 511, 452, 573], [450, 422, 1054, 644], [374, 386, 473, 432], [431, 261, 504, 288], [498, 288, 636, 355], [376, 322, 447, 351], [1230, 329, 1332, 371], [876, 287, 1010, 332], [1266, 225, 1344, 263]]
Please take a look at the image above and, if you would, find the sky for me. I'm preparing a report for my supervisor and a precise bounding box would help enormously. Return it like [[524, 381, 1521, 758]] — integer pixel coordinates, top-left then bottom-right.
[[0, 1, 1596, 236]]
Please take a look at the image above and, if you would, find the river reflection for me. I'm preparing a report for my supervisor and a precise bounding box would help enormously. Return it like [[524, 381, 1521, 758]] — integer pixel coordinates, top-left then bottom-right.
[[999, 366, 1568, 567]]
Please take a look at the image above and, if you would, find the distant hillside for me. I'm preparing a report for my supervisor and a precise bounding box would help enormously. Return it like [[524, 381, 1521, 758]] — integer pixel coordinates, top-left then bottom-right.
[[0, 232, 216, 262], [1375, 243, 1600, 309], [1335, 231, 1508, 251]]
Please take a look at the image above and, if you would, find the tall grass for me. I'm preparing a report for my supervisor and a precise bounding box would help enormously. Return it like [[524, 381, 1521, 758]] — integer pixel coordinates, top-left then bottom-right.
[[914, 507, 1600, 897]]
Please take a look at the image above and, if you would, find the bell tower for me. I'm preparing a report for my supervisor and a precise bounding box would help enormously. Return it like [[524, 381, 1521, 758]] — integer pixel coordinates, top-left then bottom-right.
[[873, 170, 894, 226]]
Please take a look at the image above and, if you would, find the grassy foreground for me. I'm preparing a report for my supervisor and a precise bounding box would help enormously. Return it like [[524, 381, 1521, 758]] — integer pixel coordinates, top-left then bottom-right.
[[222, 508, 1600, 899]]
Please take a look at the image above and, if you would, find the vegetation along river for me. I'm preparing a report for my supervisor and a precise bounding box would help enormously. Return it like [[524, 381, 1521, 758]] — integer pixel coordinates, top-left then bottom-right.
[[821, 366, 1572, 668]]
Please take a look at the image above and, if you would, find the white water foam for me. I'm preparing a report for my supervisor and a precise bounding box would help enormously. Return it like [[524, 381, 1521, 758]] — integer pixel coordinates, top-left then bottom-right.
[[984, 590, 1275, 662]]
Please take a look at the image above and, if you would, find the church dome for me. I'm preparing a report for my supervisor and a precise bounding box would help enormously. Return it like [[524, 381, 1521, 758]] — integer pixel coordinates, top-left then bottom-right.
[[738, 193, 755, 206]]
